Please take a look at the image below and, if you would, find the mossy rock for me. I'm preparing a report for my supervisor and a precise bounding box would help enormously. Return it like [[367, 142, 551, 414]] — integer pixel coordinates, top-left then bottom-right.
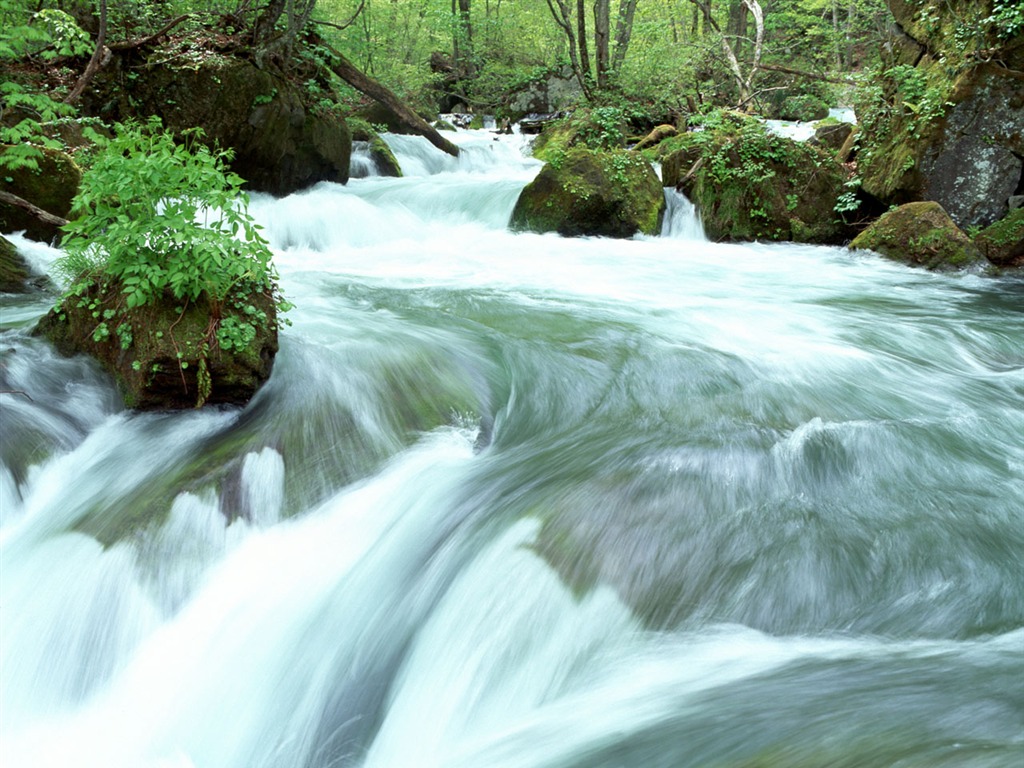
[[34, 279, 278, 409], [509, 147, 664, 238], [974, 207, 1024, 267], [0, 146, 81, 242], [86, 56, 350, 196], [849, 201, 984, 270], [530, 108, 629, 162], [661, 114, 851, 244], [0, 235, 30, 293], [347, 118, 402, 177]]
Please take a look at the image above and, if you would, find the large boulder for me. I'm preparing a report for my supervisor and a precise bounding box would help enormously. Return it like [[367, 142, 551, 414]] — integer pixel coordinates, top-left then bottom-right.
[[509, 148, 664, 238], [35, 279, 278, 409], [849, 201, 984, 270], [0, 146, 81, 242], [974, 207, 1024, 268], [84, 56, 350, 196], [660, 112, 851, 244], [856, 1, 1024, 228]]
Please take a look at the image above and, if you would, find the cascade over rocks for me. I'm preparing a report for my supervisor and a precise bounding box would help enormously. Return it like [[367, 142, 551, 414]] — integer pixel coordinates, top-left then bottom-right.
[[849, 201, 984, 270], [0, 147, 81, 242], [84, 55, 350, 197], [857, 0, 1024, 229], [34, 279, 278, 410], [509, 148, 664, 238]]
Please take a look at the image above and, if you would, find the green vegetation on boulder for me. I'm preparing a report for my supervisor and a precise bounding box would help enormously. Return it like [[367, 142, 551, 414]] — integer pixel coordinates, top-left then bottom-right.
[[660, 111, 850, 244], [509, 147, 664, 238], [0, 234, 30, 292], [849, 201, 984, 270], [34, 119, 286, 409], [974, 208, 1024, 268], [0, 145, 80, 241]]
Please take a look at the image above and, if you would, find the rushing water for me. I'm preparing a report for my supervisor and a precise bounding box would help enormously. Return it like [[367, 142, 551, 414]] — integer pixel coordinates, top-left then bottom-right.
[[2, 128, 1023, 768]]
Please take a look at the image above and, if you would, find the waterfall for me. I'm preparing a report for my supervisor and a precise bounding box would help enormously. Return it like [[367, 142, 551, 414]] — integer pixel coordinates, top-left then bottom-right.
[[2, 127, 1023, 768]]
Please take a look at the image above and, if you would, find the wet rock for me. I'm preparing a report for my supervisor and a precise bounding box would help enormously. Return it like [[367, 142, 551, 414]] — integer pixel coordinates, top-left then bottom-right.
[[849, 201, 984, 270], [810, 122, 855, 155], [347, 119, 402, 177], [0, 235, 31, 293], [974, 208, 1024, 268], [509, 147, 664, 238]]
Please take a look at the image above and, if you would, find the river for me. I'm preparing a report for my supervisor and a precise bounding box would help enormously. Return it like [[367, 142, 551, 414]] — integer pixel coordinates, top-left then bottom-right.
[[2, 127, 1022, 767]]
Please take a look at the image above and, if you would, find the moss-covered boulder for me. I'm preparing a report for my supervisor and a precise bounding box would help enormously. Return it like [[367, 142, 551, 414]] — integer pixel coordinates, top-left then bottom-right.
[[660, 112, 851, 244], [347, 118, 402, 177], [974, 208, 1024, 268], [0, 146, 81, 242], [509, 148, 664, 238], [85, 55, 350, 197], [849, 201, 984, 270], [35, 280, 278, 409], [0, 235, 31, 293]]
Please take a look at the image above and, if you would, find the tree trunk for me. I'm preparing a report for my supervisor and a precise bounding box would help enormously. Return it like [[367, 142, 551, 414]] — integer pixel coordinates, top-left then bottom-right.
[[611, 0, 639, 72], [593, 0, 610, 88], [546, 0, 592, 98], [577, 0, 590, 81], [324, 44, 460, 158]]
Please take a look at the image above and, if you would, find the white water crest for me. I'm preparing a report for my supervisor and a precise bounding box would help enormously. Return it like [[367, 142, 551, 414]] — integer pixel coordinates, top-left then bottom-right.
[[2, 126, 1023, 768]]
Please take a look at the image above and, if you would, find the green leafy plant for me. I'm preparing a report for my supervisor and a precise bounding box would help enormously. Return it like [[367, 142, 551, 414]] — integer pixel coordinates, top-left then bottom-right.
[[59, 117, 280, 311]]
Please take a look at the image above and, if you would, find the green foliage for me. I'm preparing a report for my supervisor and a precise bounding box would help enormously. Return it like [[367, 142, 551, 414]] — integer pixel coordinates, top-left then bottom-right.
[[59, 117, 279, 310], [0, 82, 81, 172]]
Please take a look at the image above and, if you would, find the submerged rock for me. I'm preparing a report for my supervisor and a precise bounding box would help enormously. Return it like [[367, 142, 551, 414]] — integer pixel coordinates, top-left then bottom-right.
[[0, 146, 81, 242], [35, 279, 278, 409], [509, 147, 664, 238], [849, 201, 983, 270]]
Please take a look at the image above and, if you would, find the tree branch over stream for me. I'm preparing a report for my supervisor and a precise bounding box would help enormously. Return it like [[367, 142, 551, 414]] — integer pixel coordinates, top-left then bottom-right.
[[318, 40, 460, 158]]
